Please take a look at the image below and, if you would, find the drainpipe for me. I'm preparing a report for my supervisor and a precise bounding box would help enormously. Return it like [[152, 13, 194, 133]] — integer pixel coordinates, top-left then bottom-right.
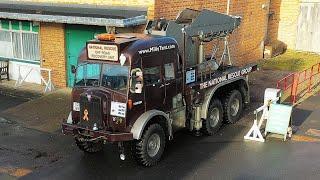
[[264, 0, 271, 43], [227, 0, 231, 15], [262, 0, 271, 58]]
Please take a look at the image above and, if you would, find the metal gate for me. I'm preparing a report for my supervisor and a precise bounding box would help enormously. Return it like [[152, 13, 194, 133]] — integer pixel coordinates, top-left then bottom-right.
[[65, 25, 105, 87], [296, 2, 320, 53]]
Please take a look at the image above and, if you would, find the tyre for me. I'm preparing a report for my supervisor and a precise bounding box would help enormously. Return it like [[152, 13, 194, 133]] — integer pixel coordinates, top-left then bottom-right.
[[223, 90, 243, 124], [201, 99, 223, 136], [134, 124, 166, 167], [75, 137, 104, 153]]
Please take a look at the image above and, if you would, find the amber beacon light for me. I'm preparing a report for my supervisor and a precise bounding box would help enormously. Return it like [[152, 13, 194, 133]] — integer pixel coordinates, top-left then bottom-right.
[[97, 33, 116, 41]]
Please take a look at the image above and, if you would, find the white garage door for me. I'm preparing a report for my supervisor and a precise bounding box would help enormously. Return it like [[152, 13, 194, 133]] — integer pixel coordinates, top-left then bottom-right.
[[296, 2, 320, 53]]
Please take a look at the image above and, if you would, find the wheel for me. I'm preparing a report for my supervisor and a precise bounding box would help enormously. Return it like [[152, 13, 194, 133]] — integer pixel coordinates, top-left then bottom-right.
[[133, 124, 166, 167], [201, 99, 223, 135], [75, 137, 104, 153], [223, 90, 243, 124]]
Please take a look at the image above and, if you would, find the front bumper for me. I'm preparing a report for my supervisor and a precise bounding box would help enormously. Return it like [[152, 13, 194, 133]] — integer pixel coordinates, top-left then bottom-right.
[[62, 123, 133, 142]]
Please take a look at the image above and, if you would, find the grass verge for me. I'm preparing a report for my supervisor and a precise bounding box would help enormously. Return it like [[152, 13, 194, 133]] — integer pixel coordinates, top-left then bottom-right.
[[259, 50, 320, 72]]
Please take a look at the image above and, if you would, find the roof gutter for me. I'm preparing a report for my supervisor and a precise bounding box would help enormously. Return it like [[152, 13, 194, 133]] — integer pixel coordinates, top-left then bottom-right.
[[0, 12, 147, 27]]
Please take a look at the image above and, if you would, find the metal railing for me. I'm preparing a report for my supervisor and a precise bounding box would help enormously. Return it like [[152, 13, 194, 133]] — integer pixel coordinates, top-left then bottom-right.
[[15, 64, 54, 93], [277, 62, 320, 104]]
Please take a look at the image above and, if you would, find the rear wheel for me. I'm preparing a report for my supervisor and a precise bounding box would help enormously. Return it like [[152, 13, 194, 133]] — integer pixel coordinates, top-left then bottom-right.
[[201, 99, 223, 136], [133, 123, 166, 167], [75, 137, 104, 153], [223, 90, 243, 124]]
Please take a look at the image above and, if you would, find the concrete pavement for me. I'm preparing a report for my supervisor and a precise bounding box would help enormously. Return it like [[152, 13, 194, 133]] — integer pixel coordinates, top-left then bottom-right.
[[0, 94, 28, 112], [0, 88, 71, 133], [0, 80, 43, 100]]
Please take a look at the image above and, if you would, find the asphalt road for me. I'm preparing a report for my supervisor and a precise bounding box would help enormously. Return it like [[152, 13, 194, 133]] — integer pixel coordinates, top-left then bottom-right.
[[1, 94, 320, 179], [2, 123, 320, 180]]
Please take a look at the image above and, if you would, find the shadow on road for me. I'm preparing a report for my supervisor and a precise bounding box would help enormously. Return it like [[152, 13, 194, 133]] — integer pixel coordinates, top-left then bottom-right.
[[0, 94, 28, 113], [292, 108, 313, 127], [22, 122, 248, 179]]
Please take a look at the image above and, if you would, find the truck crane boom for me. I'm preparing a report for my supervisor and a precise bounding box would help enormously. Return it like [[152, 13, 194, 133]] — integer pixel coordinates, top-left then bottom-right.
[[145, 8, 242, 71]]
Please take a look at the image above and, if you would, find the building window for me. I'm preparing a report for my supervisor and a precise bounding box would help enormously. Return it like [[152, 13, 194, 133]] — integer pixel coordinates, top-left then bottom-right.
[[0, 20, 40, 62]]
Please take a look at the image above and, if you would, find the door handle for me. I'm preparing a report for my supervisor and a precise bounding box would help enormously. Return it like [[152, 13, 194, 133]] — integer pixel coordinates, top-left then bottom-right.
[[160, 83, 170, 88]]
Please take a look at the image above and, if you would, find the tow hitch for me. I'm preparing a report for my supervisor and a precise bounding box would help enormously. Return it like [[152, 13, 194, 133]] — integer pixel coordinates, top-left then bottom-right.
[[118, 142, 126, 160]]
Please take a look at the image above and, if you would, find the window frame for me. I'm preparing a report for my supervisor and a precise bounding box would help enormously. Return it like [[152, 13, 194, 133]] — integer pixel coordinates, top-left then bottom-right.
[[164, 62, 175, 81], [101, 63, 130, 94], [143, 66, 162, 86], [75, 62, 102, 87], [0, 20, 40, 64]]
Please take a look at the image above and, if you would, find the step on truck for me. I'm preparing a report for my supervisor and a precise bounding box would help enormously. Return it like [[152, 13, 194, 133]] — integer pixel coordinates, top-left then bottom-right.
[[62, 8, 258, 166]]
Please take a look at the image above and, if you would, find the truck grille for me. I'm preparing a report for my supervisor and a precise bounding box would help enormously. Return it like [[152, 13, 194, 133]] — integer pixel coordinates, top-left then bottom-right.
[[79, 95, 103, 129]]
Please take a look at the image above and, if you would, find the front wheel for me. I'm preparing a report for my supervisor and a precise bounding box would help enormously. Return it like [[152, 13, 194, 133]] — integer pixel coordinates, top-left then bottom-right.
[[133, 124, 166, 167], [75, 137, 104, 153]]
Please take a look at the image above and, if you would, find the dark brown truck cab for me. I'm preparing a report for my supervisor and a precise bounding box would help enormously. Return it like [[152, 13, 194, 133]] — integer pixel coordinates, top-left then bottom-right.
[[62, 9, 258, 167]]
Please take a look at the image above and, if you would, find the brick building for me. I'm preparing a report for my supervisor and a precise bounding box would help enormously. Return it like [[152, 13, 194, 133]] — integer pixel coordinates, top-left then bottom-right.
[[267, 0, 320, 53], [2, 0, 313, 88]]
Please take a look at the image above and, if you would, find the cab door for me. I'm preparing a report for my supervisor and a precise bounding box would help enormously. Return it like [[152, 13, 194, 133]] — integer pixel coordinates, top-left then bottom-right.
[[143, 55, 165, 111], [142, 51, 180, 112], [162, 62, 177, 112]]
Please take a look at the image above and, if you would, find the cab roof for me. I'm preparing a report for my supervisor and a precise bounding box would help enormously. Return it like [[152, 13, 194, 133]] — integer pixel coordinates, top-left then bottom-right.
[[79, 33, 178, 64]]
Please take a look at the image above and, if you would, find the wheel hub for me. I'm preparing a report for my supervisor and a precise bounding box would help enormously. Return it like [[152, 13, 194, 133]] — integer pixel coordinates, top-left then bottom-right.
[[209, 108, 220, 128], [230, 98, 240, 116], [147, 133, 161, 157]]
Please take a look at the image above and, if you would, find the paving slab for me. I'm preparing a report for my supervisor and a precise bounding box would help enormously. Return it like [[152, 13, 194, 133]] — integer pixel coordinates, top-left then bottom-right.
[[0, 88, 71, 133], [0, 80, 44, 100]]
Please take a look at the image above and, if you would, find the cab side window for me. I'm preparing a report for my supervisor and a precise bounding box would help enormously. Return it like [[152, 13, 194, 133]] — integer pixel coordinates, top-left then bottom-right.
[[164, 63, 175, 81], [143, 66, 161, 86]]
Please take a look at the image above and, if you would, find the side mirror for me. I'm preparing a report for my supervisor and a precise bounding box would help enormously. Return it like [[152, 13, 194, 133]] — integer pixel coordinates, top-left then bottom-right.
[[130, 68, 143, 94], [71, 65, 76, 74], [135, 83, 143, 93]]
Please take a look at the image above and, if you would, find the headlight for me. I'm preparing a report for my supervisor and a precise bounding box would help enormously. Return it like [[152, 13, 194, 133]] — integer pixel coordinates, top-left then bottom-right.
[[73, 102, 80, 111]]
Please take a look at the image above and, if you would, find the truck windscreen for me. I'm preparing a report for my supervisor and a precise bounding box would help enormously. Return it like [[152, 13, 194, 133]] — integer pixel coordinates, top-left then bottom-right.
[[75, 63, 101, 87], [101, 64, 129, 94], [75, 63, 129, 94]]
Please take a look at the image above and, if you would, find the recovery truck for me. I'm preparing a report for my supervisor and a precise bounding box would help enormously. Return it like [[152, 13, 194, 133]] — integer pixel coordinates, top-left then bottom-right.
[[62, 9, 258, 166]]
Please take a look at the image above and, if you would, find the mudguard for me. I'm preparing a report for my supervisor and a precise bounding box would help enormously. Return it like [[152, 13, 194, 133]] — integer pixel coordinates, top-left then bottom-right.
[[130, 110, 172, 140]]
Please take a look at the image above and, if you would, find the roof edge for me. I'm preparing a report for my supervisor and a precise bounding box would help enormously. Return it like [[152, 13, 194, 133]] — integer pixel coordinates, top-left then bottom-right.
[[0, 12, 147, 27]]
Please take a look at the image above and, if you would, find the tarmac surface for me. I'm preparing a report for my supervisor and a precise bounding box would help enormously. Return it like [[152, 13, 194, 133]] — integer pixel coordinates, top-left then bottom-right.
[[0, 91, 320, 179], [0, 94, 28, 112], [0, 81, 320, 180]]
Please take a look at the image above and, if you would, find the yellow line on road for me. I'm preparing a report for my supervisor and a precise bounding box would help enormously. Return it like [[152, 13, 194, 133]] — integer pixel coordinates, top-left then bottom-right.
[[292, 135, 320, 142], [0, 167, 32, 177]]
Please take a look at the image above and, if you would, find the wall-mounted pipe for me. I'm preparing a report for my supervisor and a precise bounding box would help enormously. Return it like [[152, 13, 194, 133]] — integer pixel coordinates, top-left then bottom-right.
[[227, 0, 231, 15]]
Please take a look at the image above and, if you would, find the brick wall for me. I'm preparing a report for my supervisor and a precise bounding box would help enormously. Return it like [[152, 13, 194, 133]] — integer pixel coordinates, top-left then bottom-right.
[[40, 23, 67, 88], [26, 0, 271, 88], [154, 0, 270, 65], [268, 0, 300, 49]]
